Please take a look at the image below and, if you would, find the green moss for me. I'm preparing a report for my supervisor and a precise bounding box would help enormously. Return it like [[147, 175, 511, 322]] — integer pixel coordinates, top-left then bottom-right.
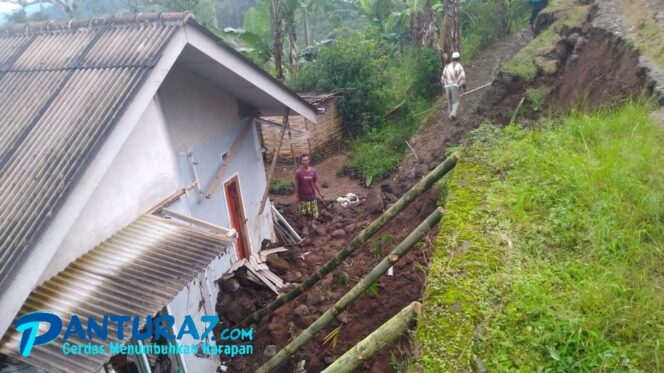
[[501, 2, 592, 82], [415, 138, 508, 371]]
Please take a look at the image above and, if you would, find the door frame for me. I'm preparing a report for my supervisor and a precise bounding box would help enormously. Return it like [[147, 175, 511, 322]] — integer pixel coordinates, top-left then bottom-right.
[[223, 174, 251, 260]]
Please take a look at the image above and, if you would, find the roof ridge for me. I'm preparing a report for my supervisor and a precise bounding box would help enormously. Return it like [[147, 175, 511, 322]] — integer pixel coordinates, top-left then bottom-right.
[[0, 11, 193, 36]]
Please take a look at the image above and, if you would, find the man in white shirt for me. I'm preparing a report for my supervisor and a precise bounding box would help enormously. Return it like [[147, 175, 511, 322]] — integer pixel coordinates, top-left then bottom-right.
[[441, 52, 467, 121]]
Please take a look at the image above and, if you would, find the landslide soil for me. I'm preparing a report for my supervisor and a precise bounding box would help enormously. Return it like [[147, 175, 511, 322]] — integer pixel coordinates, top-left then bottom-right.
[[217, 29, 532, 373]]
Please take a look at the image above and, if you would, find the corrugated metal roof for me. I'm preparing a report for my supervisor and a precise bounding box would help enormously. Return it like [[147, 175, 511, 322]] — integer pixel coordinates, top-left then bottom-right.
[[0, 13, 189, 303], [0, 214, 233, 373]]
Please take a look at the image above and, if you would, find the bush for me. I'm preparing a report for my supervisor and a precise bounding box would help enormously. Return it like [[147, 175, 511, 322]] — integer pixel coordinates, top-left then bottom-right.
[[460, 0, 530, 61], [290, 34, 389, 135]]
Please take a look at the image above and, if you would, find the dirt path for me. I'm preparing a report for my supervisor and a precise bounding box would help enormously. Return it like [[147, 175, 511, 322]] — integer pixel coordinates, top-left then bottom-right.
[[397, 28, 532, 183], [271, 153, 368, 206], [218, 29, 532, 373]]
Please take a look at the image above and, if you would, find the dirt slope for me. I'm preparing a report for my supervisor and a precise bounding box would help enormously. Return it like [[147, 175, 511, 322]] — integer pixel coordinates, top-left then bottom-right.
[[218, 29, 532, 373]]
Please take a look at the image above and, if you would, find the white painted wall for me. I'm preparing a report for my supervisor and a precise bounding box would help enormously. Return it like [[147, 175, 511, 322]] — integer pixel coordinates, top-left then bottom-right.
[[159, 65, 275, 255], [158, 65, 240, 153], [40, 98, 180, 283]]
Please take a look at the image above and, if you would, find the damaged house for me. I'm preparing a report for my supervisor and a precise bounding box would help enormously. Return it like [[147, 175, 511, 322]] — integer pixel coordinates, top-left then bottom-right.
[[0, 12, 315, 373]]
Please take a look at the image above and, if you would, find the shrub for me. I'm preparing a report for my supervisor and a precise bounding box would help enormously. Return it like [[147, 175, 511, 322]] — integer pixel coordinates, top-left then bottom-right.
[[290, 34, 389, 135]]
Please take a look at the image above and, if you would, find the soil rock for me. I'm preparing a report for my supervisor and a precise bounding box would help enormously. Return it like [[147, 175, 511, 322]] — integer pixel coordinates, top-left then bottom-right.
[[263, 345, 277, 357], [219, 278, 240, 293], [223, 302, 250, 324], [294, 304, 311, 316], [266, 254, 290, 274], [365, 188, 385, 214], [331, 229, 346, 238], [380, 180, 399, 194]]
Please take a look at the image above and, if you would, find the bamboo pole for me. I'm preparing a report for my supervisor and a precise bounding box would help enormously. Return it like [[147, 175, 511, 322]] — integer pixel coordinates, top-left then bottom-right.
[[322, 302, 422, 373], [255, 208, 444, 373], [241, 154, 458, 326], [259, 108, 290, 215]]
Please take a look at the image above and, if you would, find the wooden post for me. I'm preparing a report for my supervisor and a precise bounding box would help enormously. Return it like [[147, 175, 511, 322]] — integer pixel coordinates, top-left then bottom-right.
[[303, 118, 313, 156], [241, 154, 458, 326], [288, 128, 296, 167], [322, 302, 422, 373], [258, 108, 290, 215], [255, 208, 443, 373]]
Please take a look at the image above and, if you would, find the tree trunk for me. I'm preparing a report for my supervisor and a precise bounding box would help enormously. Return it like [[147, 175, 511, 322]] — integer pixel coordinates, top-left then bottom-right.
[[439, 0, 461, 56], [322, 302, 422, 373], [240, 154, 458, 326], [303, 8, 311, 47], [287, 14, 299, 72], [211, 0, 218, 28], [271, 0, 284, 80], [256, 209, 444, 373], [409, 0, 438, 47]]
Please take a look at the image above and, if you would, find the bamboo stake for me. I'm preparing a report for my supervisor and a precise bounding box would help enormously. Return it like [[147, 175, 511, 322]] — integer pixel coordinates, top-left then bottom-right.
[[259, 108, 290, 215], [241, 154, 458, 326], [255, 208, 443, 373], [405, 140, 419, 161], [414, 82, 493, 117], [322, 302, 422, 373]]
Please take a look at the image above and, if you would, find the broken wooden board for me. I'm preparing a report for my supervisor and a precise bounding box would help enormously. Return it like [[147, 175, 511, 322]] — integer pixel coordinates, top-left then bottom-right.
[[259, 247, 288, 260]]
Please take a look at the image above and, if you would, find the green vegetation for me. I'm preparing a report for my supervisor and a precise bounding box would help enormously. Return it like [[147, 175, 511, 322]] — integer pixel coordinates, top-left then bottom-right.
[[289, 0, 530, 184], [269, 177, 294, 193], [461, 0, 530, 61], [371, 233, 396, 260], [618, 0, 664, 69], [417, 101, 664, 371], [525, 85, 551, 110], [292, 36, 441, 184], [502, 0, 591, 82], [367, 282, 382, 297]]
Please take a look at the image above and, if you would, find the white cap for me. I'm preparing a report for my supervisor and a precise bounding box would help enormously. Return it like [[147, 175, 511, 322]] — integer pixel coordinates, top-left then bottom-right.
[[452, 52, 461, 59]]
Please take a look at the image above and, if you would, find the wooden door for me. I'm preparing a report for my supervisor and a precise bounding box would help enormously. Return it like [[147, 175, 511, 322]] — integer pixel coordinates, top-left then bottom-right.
[[225, 177, 249, 260]]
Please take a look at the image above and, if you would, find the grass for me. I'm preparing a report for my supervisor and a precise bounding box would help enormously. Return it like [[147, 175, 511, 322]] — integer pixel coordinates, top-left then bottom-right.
[[269, 177, 294, 193], [416, 100, 664, 371], [618, 0, 664, 69], [526, 86, 551, 110], [342, 98, 431, 185], [502, 0, 592, 82]]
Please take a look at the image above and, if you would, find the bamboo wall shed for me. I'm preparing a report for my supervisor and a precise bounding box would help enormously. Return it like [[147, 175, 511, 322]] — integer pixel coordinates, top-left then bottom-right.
[[260, 92, 343, 163]]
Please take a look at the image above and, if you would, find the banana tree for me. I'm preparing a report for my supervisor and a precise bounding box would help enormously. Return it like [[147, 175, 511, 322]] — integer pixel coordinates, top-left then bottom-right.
[[408, 0, 438, 46]]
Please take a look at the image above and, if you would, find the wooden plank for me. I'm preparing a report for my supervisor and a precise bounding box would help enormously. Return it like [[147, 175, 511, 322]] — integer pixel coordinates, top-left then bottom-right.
[[161, 208, 233, 237], [228, 258, 247, 273], [257, 117, 310, 136], [262, 270, 285, 288], [258, 268, 283, 287], [148, 181, 199, 214], [205, 118, 253, 198], [259, 109, 290, 215], [272, 205, 302, 243], [245, 272, 264, 286], [245, 264, 279, 294], [260, 247, 288, 257]]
